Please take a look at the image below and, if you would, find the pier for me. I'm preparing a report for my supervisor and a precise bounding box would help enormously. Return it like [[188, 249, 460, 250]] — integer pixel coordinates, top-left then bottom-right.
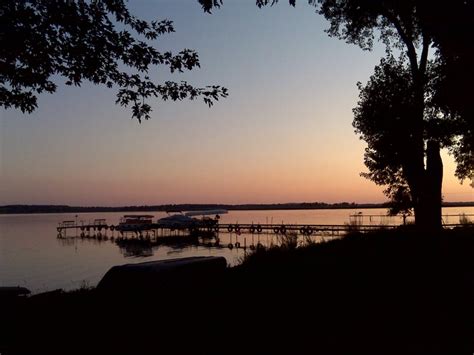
[[57, 219, 401, 237], [56, 216, 473, 250]]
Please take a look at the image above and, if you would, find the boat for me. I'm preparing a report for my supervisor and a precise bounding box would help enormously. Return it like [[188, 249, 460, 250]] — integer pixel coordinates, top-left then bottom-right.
[[157, 209, 227, 230], [157, 213, 196, 230], [97, 256, 227, 292], [115, 215, 154, 232]]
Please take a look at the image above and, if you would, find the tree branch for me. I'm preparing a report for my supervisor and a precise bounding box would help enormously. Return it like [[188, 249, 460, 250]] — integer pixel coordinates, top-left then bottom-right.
[[384, 10, 419, 78], [419, 33, 430, 78]]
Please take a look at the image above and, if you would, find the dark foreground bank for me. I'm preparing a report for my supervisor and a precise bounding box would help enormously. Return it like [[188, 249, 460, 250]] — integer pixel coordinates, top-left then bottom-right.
[[2, 226, 473, 355]]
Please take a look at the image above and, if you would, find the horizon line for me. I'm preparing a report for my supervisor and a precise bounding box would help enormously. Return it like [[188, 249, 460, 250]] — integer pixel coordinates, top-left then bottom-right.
[[2, 201, 473, 208]]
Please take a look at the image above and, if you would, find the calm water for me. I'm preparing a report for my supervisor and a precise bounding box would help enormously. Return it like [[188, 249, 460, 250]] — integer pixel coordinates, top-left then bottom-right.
[[1, 207, 472, 293]]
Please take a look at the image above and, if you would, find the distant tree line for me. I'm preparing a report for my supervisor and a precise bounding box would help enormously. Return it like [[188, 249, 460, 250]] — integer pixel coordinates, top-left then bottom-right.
[[1, 202, 472, 214]]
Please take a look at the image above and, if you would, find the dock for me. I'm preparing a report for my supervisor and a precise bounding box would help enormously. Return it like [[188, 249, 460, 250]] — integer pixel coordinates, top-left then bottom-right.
[[57, 220, 400, 237], [55, 217, 473, 255], [56, 217, 472, 241]]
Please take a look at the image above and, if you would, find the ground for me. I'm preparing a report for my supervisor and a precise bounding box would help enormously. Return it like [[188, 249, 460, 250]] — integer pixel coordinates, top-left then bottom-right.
[[2, 226, 473, 355]]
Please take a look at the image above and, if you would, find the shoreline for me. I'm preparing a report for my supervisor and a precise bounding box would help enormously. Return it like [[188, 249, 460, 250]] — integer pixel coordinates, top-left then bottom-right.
[[1, 201, 473, 215]]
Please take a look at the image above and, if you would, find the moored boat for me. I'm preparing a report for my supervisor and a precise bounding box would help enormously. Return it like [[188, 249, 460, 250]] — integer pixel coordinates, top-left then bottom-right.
[[115, 215, 154, 232]]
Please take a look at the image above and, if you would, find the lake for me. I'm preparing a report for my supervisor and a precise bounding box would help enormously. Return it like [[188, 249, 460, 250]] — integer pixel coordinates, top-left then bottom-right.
[[1, 207, 472, 293]]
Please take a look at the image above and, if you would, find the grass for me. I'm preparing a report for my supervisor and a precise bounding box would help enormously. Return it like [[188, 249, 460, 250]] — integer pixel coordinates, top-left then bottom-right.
[[2, 225, 473, 355], [459, 213, 472, 225], [344, 218, 362, 232], [277, 230, 299, 249]]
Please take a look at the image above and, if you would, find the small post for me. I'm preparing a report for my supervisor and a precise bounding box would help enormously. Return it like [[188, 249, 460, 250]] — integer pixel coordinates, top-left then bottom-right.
[[75, 215, 78, 237]]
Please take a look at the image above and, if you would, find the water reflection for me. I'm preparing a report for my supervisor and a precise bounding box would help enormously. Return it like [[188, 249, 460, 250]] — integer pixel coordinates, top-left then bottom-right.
[[118, 242, 153, 258], [57, 230, 221, 258], [57, 237, 77, 247]]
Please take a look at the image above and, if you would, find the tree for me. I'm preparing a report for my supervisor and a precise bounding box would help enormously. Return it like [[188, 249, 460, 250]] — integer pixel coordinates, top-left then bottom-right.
[[201, 0, 473, 229], [1, 0, 228, 122], [353, 56, 463, 224], [315, 0, 473, 229], [419, 1, 474, 185]]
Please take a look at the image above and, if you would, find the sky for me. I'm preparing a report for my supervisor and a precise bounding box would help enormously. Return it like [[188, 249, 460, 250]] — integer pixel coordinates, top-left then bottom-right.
[[0, 0, 472, 206]]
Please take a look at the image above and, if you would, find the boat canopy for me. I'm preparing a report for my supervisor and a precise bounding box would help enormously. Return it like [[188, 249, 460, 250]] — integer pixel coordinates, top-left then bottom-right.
[[158, 214, 194, 222], [122, 215, 154, 218]]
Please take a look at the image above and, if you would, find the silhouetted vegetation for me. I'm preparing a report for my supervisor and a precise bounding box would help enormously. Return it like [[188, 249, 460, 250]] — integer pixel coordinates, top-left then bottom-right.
[[2, 201, 473, 214], [1, 0, 227, 121], [317, 1, 472, 230], [0, 202, 375, 214], [353, 56, 447, 222], [459, 213, 472, 225], [2, 226, 473, 354]]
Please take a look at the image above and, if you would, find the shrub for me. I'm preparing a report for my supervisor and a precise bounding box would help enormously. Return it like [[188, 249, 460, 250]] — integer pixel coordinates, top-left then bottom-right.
[[459, 213, 472, 225]]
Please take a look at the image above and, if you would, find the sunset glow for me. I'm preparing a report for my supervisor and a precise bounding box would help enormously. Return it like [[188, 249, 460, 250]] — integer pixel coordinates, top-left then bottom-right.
[[1, 0, 472, 206]]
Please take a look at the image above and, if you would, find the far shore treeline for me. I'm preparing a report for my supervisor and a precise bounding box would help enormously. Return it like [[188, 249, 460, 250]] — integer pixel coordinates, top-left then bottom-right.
[[1, 202, 473, 215]]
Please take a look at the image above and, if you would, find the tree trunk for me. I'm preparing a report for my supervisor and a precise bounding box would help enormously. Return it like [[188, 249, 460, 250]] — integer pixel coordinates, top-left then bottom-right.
[[413, 141, 443, 231], [409, 56, 443, 231]]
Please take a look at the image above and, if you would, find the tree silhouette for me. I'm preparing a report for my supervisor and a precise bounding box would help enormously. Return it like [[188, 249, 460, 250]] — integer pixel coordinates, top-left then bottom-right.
[[312, 0, 473, 229], [353, 56, 466, 221], [422, 1, 474, 186], [201, 0, 473, 229], [1, 0, 228, 122]]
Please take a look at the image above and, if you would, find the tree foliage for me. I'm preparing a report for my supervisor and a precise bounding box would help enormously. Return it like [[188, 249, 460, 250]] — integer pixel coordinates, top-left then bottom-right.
[[1, 0, 228, 122], [314, 1, 473, 220], [353, 57, 415, 214], [314, 0, 473, 184], [353, 56, 465, 214], [419, 1, 474, 175]]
